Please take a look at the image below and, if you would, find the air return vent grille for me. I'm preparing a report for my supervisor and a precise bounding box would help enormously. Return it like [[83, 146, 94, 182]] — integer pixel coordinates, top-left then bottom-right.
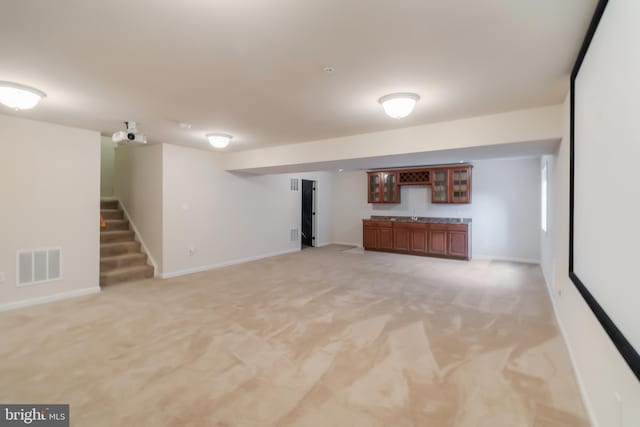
[[17, 248, 62, 286], [290, 178, 299, 191]]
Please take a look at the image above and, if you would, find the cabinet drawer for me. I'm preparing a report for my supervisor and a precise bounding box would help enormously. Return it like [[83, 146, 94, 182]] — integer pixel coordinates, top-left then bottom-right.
[[429, 223, 467, 231], [363, 220, 392, 228], [392, 222, 427, 229]]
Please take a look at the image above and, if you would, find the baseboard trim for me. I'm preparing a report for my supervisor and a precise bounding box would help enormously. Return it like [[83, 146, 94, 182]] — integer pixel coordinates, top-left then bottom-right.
[[116, 199, 160, 277], [542, 276, 598, 427], [329, 241, 362, 248], [0, 287, 101, 312], [472, 254, 540, 264], [160, 247, 301, 279]]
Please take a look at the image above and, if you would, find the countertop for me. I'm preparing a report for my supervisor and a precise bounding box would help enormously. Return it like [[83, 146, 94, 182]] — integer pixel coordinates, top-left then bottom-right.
[[366, 215, 472, 224]]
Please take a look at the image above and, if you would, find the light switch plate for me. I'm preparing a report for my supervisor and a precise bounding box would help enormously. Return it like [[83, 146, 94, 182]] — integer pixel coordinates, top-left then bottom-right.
[[0, 272, 5, 284]]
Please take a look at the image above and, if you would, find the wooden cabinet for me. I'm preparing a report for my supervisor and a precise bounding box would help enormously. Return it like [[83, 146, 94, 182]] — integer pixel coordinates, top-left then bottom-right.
[[428, 230, 447, 255], [367, 165, 471, 204], [393, 226, 410, 251], [430, 166, 472, 204], [363, 220, 470, 260], [398, 169, 431, 185], [379, 226, 394, 249], [393, 223, 428, 253], [367, 171, 400, 203], [363, 221, 393, 250], [448, 231, 468, 258], [410, 227, 427, 253], [449, 166, 471, 203], [431, 169, 449, 203]]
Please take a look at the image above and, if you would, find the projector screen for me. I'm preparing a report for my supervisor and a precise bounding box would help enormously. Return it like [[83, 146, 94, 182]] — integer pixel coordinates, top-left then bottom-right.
[[571, 0, 640, 380]]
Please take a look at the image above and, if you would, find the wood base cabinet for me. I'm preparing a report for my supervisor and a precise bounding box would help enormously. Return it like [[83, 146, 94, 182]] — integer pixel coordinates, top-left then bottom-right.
[[363, 221, 393, 250], [428, 230, 447, 255], [363, 220, 470, 260], [393, 223, 428, 254]]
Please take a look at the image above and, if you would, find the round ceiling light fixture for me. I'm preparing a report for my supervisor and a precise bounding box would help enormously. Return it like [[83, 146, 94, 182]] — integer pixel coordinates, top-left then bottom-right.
[[206, 133, 232, 149], [0, 81, 47, 110], [378, 92, 420, 119]]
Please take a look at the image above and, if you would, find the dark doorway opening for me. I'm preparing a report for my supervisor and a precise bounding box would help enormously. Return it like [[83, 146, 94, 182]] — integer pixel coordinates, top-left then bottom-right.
[[301, 179, 315, 249]]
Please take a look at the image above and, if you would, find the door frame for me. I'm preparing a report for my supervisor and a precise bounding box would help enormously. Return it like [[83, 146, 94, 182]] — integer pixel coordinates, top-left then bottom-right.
[[300, 179, 317, 248]]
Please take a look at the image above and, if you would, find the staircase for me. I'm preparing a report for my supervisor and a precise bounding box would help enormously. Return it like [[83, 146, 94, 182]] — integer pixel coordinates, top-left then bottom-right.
[[100, 200, 154, 286]]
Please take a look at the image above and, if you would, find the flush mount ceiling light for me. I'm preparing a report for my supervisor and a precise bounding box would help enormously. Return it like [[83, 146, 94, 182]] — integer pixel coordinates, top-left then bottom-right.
[[378, 92, 420, 119], [206, 133, 232, 149], [0, 81, 46, 110]]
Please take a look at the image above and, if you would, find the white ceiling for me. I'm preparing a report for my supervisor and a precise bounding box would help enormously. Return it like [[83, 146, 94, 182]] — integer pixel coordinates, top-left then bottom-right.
[[0, 0, 596, 151]]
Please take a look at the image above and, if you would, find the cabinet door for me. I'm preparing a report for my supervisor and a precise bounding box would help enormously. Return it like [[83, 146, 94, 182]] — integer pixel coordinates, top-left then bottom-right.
[[429, 230, 447, 255], [431, 169, 449, 203], [393, 226, 410, 251], [410, 229, 427, 253], [379, 227, 394, 249], [363, 226, 378, 249], [448, 231, 468, 258], [381, 172, 399, 203], [368, 173, 381, 203], [450, 167, 471, 203]]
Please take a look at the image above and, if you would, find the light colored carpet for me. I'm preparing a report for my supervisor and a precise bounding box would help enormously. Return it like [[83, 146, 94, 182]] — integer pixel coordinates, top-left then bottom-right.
[[0, 245, 588, 426]]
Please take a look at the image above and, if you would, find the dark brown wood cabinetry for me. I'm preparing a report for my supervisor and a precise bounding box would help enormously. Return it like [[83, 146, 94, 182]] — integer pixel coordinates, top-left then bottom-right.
[[363, 220, 393, 250], [393, 222, 428, 254], [363, 219, 470, 260], [367, 165, 472, 204], [367, 171, 400, 203], [428, 229, 447, 255]]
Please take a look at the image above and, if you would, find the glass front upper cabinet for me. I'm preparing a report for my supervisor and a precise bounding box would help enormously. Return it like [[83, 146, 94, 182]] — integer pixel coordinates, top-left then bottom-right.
[[367, 171, 399, 203], [432, 169, 448, 203], [368, 172, 381, 203], [381, 172, 399, 203], [450, 167, 471, 203]]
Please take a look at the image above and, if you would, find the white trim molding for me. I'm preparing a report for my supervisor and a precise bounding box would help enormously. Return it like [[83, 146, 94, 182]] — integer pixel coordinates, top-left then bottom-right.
[[472, 254, 540, 264], [0, 287, 100, 312], [327, 241, 363, 248], [541, 276, 598, 427], [161, 248, 300, 279]]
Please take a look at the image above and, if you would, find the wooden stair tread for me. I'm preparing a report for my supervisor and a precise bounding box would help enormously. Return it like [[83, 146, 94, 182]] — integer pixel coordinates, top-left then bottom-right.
[[100, 230, 133, 236], [100, 241, 138, 248], [102, 219, 129, 231], [100, 264, 154, 286], [100, 264, 153, 277], [98, 200, 154, 285], [100, 252, 146, 262], [100, 252, 147, 271]]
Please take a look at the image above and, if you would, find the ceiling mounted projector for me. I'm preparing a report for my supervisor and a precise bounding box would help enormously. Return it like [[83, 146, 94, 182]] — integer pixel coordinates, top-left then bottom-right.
[[113, 121, 147, 144]]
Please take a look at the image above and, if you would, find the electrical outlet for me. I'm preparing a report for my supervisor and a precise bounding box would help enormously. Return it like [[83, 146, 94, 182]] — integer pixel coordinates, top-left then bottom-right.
[[0, 272, 5, 284], [188, 247, 196, 256]]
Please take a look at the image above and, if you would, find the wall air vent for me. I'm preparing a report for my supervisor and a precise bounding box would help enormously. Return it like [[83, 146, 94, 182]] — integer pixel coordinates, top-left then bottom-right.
[[290, 228, 299, 242], [290, 178, 299, 191], [17, 248, 62, 286]]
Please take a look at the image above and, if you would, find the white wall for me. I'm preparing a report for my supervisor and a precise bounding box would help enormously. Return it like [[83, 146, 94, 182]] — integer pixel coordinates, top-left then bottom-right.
[[331, 158, 541, 262], [0, 114, 100, 309], [113, 144, 163, 272], [100, 136, 117, 197], [542, 95, 640, 427], [161, 143, 332, 277], [540, 154, 555, 285]]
